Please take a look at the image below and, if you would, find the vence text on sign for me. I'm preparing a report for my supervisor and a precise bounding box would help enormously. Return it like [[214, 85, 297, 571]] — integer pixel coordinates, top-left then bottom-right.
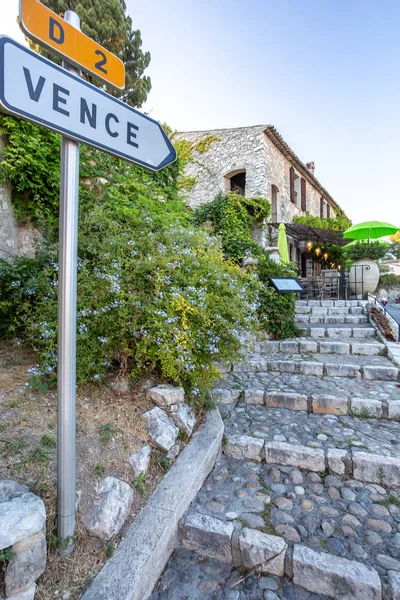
[[0, 37, 176, 171]]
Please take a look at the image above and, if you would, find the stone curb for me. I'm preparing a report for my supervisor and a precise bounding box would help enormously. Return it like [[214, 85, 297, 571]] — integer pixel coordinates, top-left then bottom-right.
[[212, 387, 399, 421], [223, 436, 400, 485], [179, 515, 382, 599], [81, 410, 224, 600]]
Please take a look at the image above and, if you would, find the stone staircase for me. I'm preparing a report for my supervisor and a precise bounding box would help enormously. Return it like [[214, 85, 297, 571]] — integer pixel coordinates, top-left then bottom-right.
[[151, 300, 400, 600]]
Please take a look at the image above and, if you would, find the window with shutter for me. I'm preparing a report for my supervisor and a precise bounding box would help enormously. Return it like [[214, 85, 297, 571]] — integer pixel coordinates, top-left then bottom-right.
[[301, 178, 306, 211], [326, 203, 331, 218], [290, 167, 295, 204], [320, 197, 324, 218]]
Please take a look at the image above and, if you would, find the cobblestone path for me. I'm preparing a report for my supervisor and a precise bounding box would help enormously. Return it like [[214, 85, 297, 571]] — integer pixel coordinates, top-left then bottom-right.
[[151, 301, 400, 600]]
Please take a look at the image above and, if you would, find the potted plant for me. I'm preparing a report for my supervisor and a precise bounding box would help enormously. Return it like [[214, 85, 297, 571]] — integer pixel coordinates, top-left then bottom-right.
[[345, 241, 387, 296]]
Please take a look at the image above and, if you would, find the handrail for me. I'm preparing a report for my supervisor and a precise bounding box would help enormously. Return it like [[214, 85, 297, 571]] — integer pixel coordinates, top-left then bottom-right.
[[369, 294, 400, 342]]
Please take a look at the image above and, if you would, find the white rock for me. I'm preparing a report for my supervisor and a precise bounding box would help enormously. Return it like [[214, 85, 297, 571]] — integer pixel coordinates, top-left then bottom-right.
[[210, 388, 241, 404], [128, 446, 151, 478], [166, 443, 180, 461], [6, 525, 46, 596], [142, 407, 179, 451], [0, 481, 29, 502], [224, 435, 264, 462], [353, 452, 400, 487], [236, 529, 287, 576], [169, 403, 196, 436], [0, 491, 46, 550], [264, 441, 325, 472], [146, 385, 185, 409], [84, 477, 133, 541], [6, 583, 36, 600], [180, 512, 233, 563], [293, 544, 381, 600], [327, 448, 348, 476]]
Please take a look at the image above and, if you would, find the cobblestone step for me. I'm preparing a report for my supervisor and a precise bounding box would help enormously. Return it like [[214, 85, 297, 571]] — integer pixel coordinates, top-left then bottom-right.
[[306, 325, 377, 339], [151, 548, 332, 600], [223, 405, 400, 486], [295, 315, 368, 325], [232, 353, 399, 381], [254, 339, 385, 356], [212, 379, 400, 422], [164, 452, 400, 599]]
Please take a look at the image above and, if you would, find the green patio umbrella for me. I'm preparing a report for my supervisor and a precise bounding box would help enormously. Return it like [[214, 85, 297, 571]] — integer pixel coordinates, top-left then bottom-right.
[[277, 223, 289, 264], [343, 221, 399, 241]]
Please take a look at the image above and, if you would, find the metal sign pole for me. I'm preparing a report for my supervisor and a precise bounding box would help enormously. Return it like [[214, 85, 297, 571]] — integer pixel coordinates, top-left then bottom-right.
[[57, 9, 80, 556]]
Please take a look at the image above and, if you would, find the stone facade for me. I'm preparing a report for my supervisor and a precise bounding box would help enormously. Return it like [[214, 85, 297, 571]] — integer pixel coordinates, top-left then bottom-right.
[[0, 136, 39, 262], [174, 125, 345, 252]]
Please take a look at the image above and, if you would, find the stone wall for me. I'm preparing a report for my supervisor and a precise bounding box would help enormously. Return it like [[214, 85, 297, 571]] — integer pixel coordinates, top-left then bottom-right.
[[0, 136, 39, 261], [174, 126, 336, 226], [174, 126, 269, 209], [265, 135, 336, 223]]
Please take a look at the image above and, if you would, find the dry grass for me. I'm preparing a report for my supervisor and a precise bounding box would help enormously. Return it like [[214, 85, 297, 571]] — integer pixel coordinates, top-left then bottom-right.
[[0, 341, 173, 599]]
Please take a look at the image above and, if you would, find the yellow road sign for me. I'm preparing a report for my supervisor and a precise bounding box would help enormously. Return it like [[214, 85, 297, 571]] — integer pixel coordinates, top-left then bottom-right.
[[19, 0, 125, 90]]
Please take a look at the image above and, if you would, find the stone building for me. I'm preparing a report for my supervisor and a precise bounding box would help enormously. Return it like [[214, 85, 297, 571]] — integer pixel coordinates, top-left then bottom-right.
[[175, 125, 347, 269]]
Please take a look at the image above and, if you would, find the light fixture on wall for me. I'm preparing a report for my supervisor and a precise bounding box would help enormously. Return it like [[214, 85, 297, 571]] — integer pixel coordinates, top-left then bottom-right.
[[323, 252, 329, 261], [315, 247, 321, 257], [306, 241, 313, 251]]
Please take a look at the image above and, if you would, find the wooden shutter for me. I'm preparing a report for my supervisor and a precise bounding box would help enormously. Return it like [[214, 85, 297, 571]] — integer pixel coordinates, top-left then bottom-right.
[[301, 178, 306, 211], [290, 167, 295, 203], [326, 203, 331, 217], [320, 197, 324, 218]]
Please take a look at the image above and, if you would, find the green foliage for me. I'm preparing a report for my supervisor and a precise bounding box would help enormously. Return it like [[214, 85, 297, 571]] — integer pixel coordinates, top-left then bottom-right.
[[195, 192, 300, 340], [257, 256, 302, 340], [0, 115, 60, 228], [0, 118, 258, 403], [0, 547, 14, 570], [195, 135, 220, 154], [40, 434, 56, 448], [39, 0, 151, 108], [99, 424, 112, 443], [177, 176, 196, 191], [95, 464, 105, 476], [293, 212, 351, 231], [346, 241, 387, 261], [133, 472, 146, 496], [378, 273, 400, 289], [194, 192, 271, 261]]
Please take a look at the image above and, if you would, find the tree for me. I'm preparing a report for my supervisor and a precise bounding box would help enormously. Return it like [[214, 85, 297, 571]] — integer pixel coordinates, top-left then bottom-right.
[[389, 230, 400, 244], [39, 0, 151, 108]]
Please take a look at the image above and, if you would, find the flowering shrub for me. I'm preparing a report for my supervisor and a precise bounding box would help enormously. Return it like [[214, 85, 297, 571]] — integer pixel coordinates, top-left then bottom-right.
[[0, 119, 260, 403]]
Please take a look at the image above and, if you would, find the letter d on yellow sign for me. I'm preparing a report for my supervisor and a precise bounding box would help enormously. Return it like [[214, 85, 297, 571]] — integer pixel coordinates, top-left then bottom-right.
[[19, 0, 125, 90]]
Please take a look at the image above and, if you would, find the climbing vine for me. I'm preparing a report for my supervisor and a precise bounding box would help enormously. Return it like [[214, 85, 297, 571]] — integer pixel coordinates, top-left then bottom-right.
[[294, 213, 351, 231], [195, 192, 301, 339]]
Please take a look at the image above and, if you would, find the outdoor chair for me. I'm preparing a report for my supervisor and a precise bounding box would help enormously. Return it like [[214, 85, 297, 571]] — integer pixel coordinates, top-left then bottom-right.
[[321, 270, 340, 299]]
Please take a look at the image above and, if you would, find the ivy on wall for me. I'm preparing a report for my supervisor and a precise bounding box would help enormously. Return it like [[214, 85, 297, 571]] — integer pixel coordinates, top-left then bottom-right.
[[195, 192, 301, 339], [173, 134, 220, 191]]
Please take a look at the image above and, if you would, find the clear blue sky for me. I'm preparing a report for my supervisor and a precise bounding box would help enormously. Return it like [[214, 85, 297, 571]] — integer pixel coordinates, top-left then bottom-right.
[[3, 0, 400, 226], [127, 0, 400, 226]]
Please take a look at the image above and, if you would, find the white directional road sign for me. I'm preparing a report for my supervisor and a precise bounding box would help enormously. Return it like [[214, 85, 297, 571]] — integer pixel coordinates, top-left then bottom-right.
[[0, 37, 176, 171]]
